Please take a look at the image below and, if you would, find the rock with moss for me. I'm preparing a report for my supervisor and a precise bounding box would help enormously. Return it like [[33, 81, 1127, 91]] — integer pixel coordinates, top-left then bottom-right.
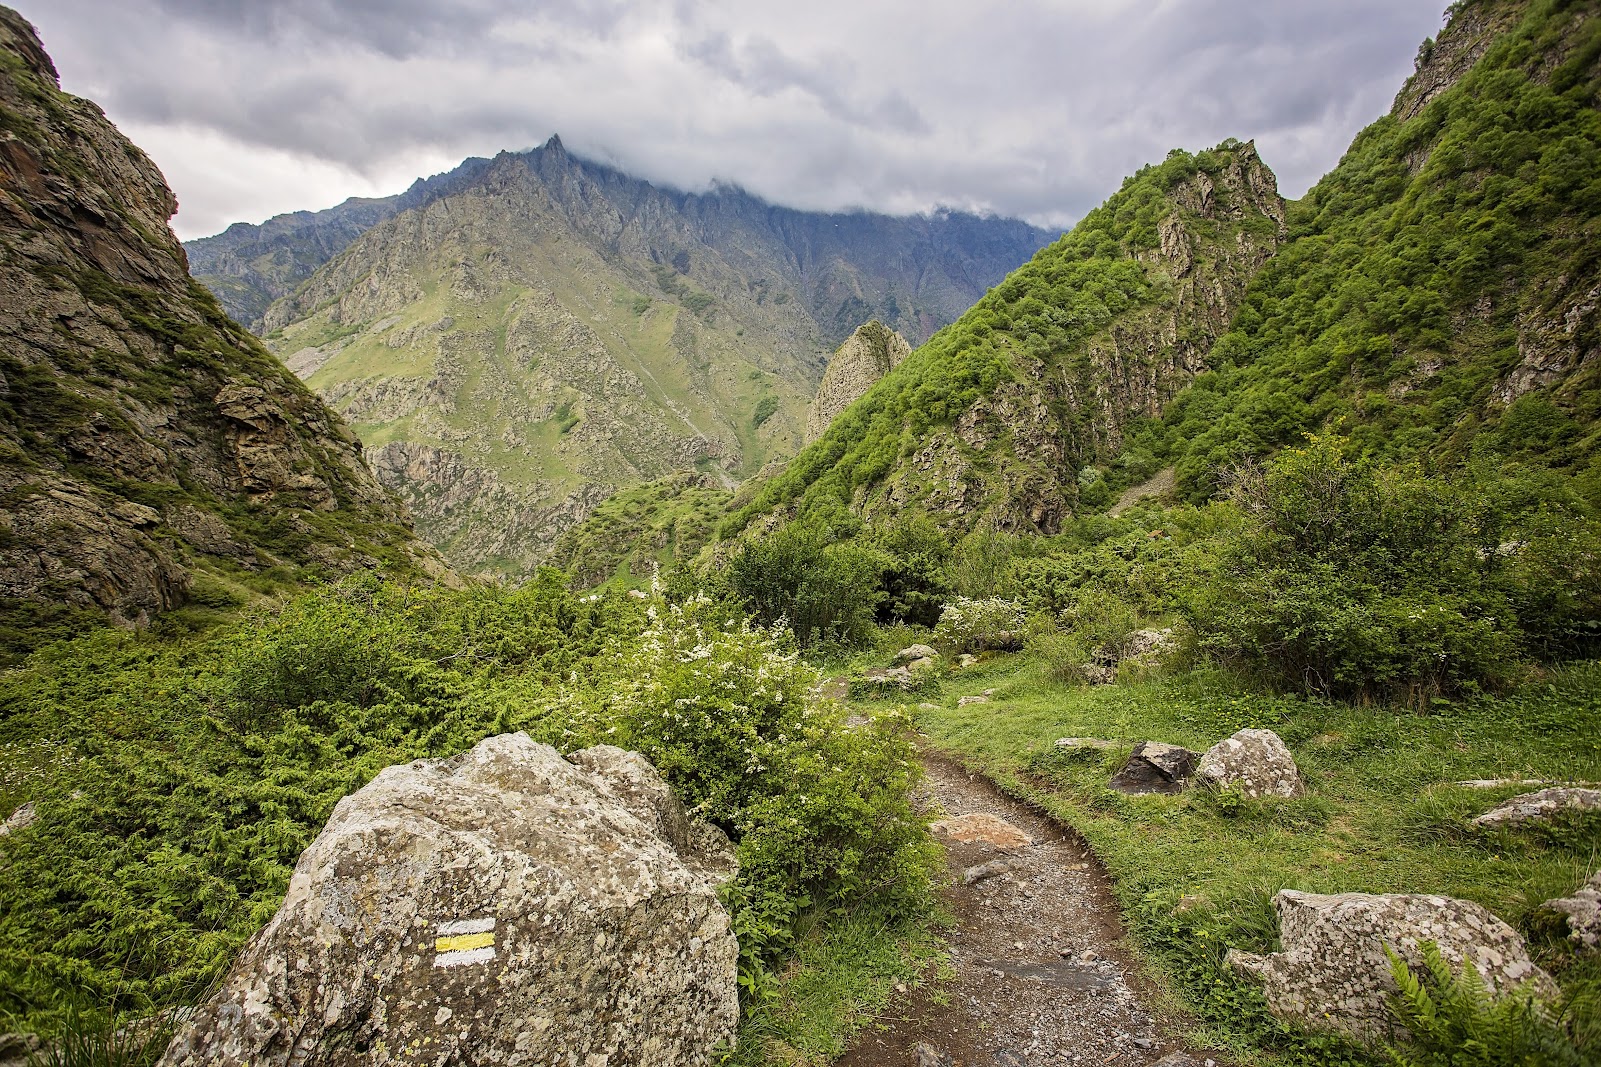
[[1542, 871, 1601, 952], [1472, 787, 1601, 827], [159, 733, 738, 1067], [1227, 889, 1557, 1043], [1193, 728, 1304, 799]]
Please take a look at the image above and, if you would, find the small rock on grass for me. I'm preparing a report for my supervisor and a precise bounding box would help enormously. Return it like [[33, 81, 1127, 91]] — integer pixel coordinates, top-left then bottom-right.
[[1193, 728, 1304, 798], [1543, 870, 1601, 951], [1054, 737, 1117, 751], [0, 802, 36, 836], [894, 644, 939, 665], [1108, 741, 1197, 795], [1472, 787, 1601, 827], [957, 694, 990, 707]]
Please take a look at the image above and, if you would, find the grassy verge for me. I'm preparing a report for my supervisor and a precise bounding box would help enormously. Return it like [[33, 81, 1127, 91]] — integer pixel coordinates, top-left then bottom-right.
[[904, 653, 1601, 1065]]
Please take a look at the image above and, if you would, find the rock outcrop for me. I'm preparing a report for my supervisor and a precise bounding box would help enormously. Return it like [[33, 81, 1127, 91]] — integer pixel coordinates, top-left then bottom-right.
[[1228, 890, 1557, 1043], [160, 734, 739, 1067], [1193, 728, 1304, 799], [805, 321, 912, 442], [1543, 870, 1601, 952], [1108, 742, 1197, 795], [1472, 787, 1601, 827], [0, 7, 430, 645]]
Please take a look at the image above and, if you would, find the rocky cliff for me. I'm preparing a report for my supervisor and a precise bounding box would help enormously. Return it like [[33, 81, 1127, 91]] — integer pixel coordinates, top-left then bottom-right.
[[0, 7, 433, 655], [254, 138, 1052, 576], [806, 321, 912, 443], [730, 140, 1286, 537]]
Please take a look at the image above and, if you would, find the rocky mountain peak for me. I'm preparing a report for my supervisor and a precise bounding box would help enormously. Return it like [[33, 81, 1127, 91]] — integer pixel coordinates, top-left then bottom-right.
[[805, 321, 913, 443], [0, 5, 433, 648], [1391, 0, 1525, 121]]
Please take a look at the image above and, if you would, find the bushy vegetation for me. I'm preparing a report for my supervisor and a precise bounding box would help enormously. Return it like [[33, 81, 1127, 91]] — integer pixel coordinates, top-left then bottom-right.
[[0, 573, 937, 1049]]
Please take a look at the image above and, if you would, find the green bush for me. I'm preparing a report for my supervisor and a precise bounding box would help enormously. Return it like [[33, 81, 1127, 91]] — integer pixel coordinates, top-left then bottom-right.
[[933, 597, 1025, 654], [726, 522, 885, 646], [1028, 630, 1094, 685]]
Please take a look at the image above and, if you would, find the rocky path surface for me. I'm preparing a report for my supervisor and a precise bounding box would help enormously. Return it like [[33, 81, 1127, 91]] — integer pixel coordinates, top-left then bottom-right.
[[838, 752, 1209, 1067]]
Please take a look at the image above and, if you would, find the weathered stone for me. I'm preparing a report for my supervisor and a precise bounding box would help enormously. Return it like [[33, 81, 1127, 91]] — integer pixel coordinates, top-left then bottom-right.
[[0, 1032, 41, 1067], [0, 802, 35, 836], [1193, 729, 1304, 799], [930, 813, 1032, 853], [1230, 890, 1558, 1043], [159, 733, 738, 1067], [1053, 737, 1117, 752], [963, 856, 1024, 885], [806, 322, 914, 442], [956, 694, 990, 707], [1543, 870, 1601, 952], [1472, 787, 1601, 827], [1108, 742, 1197, 794], [894, 644, 940, 665], [913, 1042, 953, 1067]]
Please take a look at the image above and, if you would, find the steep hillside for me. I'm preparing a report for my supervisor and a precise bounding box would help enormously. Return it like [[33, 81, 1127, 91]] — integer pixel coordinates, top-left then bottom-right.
[[1142, 0, 1601, 499], [727, 140, 1285, 537], [258, 138, 1052, 576], [0, 7, 432, 656], [184, 159, 494, 330]]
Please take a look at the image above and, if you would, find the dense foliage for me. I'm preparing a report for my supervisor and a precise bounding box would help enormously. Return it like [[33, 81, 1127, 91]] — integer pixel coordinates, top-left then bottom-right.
[[0, 574, 934, 1035]]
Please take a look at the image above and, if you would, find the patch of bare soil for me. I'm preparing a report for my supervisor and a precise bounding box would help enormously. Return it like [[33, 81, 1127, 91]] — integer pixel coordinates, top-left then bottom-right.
[[837, 752, 1214, 1067]]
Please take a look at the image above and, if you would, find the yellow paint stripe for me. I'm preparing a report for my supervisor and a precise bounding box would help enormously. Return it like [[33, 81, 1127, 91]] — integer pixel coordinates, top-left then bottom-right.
[[435, 932, 495, 953]]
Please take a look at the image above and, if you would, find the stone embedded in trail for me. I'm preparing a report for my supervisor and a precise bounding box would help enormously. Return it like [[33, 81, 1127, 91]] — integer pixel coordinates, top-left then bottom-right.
[[1472, 786, 1601, 827], [931, 812, 1032, 853], [1543, 870, 1601, 952], [1108, 741, 1197, 794], [159, 733, 739, 1067], [1226, 889, 1557, 1043], [1193, 728, 1304, 798]]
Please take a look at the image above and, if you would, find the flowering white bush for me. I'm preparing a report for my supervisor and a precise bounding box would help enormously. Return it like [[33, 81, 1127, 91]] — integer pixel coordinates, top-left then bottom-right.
[[933, 596, 1026, 653]]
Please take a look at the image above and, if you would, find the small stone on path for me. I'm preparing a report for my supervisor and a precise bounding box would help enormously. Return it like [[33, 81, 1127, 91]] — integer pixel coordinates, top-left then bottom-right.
[[931, 812, 1032, 852]]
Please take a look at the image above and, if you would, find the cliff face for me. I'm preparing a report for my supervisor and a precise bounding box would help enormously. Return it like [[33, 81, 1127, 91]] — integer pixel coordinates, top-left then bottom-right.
[[257, 139, 1052, 576], [806, 322, 912, 443], [730, 140, 1286, 538], [0, 7, 430, 649]]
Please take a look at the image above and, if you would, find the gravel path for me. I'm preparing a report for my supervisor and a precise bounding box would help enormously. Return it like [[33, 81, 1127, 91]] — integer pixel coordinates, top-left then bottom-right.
[[837, 752, 1209, 1067]]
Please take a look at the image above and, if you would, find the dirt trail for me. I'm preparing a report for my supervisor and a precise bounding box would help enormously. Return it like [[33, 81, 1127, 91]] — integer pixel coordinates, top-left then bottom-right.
[[838, 752, 1207, 1067]]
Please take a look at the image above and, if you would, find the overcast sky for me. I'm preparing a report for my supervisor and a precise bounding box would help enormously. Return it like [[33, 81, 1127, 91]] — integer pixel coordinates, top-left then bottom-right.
[[27, 1, 1447, 241]]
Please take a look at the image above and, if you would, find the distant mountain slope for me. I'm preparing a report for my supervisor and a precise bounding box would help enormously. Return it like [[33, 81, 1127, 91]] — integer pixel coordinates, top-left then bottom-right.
[[726, 140, 1286, 538], [184, 159, 494, 330], [1144, 0, 1601, 499], [0, 6, 434, 656], [254, 138, 1053, 576]]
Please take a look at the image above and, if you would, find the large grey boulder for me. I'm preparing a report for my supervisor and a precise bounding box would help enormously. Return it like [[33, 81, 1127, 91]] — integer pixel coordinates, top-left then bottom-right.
[[1108, 742, 1197, 794], [1193, 728, 1304, 798], [1544, 870, 1601, 951], [1227, 890, 1557, 1042], [160, 734, 739, 1067], [1472, 787, 1601, 827]]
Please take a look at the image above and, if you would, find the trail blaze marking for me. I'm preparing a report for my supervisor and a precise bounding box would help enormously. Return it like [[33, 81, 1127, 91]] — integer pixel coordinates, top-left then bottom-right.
[[433, 917, 497, 968]]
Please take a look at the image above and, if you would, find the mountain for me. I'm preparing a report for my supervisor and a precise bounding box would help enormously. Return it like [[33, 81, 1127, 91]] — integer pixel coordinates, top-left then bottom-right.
[[184, 159, 495, 330], [0, 7, 435, 657], [730, 0, 1601, 543], [243, 139, 1053, 576], [805, 321, 913, 443], [726, 139, 1286, 538], [1145, 0, 1601, 501]]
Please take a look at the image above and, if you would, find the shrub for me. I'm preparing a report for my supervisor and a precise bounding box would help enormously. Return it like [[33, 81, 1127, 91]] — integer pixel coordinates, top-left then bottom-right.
[[933, 597, 1025, 654], [726, 522, 886, 646], [1028, 630, 1093, 685]]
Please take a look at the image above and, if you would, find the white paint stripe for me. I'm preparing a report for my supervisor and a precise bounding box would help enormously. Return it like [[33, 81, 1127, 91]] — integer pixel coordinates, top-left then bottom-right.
[[436, 917, 496, 936], [433, 946, 497, 968]]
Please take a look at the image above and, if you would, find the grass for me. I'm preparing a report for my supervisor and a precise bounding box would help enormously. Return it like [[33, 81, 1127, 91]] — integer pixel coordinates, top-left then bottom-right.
[[877, 651, 1601, 1064]]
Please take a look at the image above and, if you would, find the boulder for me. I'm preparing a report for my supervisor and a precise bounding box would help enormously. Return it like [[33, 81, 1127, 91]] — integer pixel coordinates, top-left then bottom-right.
[[1193, 728, 1304, 798], [1227, 890, 1557, 1043], [894, 643, 939, 665], [159, 734, 739, 1067], [0, 802, 35, 836], [1472, 786, 1601, 827], [1543, 870, 1601, 951], [1108, 742, 1197, 794]]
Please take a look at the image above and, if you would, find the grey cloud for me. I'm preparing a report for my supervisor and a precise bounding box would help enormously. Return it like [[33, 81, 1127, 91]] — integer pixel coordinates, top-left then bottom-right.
[[22, 0, 1447, 239]]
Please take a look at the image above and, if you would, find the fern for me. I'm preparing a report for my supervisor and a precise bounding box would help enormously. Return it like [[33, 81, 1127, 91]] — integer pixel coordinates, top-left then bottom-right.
[[1384, 942, 1583, 1067]]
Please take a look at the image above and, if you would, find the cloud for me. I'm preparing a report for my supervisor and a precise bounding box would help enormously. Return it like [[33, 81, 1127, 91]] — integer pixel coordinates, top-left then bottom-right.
[[22, 0, 1446, 240]]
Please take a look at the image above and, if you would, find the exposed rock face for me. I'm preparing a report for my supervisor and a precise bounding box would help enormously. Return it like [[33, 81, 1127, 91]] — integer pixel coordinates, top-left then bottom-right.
[[1472, 787, 1601, 827], [1544, 870, 1601, 952], [1193, 729, 1304, 799], [239, 138, 1050, 577], [1391, 0, 1526, 124], [0, 8, 428, 640], [159, 734, 739, 1067], [1108, 742, 1197, 795], [1228, 890, 1558, 1043], [805, 321, 912, 442]]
